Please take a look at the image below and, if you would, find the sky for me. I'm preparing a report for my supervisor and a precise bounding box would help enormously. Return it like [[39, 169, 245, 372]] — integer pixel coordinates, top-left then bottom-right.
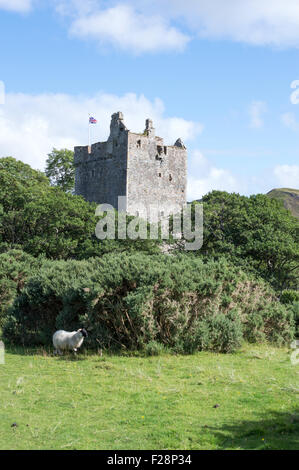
[[0, 0, 299, 200]]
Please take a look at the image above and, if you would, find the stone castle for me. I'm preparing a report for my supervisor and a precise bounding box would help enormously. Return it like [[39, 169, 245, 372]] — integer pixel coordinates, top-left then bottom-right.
[[74, 112, 187, 220]]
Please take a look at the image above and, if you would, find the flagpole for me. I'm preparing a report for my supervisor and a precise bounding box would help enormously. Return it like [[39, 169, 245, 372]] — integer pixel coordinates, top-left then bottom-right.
[[88, 114, 98, 147]]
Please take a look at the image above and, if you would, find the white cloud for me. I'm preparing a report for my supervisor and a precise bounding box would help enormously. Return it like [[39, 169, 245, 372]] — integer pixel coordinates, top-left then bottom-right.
[[0, 81, 4, 105], [162, 0, 299, 48], [0, 0, 32, 12], [187, 150, 241, 200], [281, 112, 299, 131], [158, 118, 203, 143], [0, 91, 202, 170], [55, 0, 299, 52], [55, 0, 98, 17], [8, 0, 299, 51], [187, 150, 299, 200], [273, 164, 299, 188], [69, 4, 190, 54], [249, 101, 267, 128]]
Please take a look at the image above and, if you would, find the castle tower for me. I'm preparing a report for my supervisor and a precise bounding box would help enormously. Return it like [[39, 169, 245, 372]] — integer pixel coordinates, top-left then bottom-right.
[[74, 112, 187, 221]]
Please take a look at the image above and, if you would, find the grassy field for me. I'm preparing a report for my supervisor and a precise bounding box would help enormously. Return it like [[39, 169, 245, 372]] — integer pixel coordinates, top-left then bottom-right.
[[0, 344, 298, 450]]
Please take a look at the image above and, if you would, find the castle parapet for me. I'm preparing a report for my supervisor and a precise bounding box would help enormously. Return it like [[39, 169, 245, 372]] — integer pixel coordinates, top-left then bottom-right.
[[145, 118, 155, 138]]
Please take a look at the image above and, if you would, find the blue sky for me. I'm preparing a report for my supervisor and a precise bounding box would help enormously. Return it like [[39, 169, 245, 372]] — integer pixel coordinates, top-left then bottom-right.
[[0, 0, 299, 199]]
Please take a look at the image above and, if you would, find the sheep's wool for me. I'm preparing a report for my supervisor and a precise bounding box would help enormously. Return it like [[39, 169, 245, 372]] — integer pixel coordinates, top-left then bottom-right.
[[53, 330, 84, 351]]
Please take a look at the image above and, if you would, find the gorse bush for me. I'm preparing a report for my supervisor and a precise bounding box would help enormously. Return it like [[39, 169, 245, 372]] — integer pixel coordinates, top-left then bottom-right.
[[0, 250, 41, 327], [292, 302, 299, 337], [280, 290, 299, 337], [3, 253, 295, 352], [3, 258, 93, 344], [280, 290, 299, 305], [143, 340, 167, 356]]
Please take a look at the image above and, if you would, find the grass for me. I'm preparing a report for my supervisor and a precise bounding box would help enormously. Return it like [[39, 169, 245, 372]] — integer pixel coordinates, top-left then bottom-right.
[[0, 343, 298, 450]]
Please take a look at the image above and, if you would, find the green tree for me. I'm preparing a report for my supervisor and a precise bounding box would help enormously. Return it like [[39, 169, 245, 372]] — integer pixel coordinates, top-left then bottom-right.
[[0, 156, 49, 212], [45, 148, 75, 192], [0, 157, 160, 259], [189, 191, 299, 291]]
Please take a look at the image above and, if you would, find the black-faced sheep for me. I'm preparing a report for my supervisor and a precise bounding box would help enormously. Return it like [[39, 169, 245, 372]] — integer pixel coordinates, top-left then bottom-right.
[[53, 328, 88, 355]]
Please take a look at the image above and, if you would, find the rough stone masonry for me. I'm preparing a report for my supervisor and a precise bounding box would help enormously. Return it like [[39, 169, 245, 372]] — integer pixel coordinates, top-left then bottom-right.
[[74, 112, 187, 221]]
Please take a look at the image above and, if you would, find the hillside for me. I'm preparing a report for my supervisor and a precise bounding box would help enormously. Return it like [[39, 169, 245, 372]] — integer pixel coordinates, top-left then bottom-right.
[[267, 188, 299, 219]]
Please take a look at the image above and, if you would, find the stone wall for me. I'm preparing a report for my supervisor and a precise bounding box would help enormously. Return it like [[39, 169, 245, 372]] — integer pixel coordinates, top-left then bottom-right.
[[126, 120, 187, 220], [74, 112, 128, 208], [74, 112, 187, 220]]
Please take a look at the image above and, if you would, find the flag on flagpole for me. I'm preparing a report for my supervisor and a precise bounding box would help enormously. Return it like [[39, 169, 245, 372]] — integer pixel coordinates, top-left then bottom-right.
[[88, 115, 98, 146]]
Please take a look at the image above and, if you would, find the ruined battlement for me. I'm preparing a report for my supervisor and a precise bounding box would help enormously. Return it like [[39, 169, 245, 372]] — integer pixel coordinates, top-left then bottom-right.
[[74, 112, 187, 220]]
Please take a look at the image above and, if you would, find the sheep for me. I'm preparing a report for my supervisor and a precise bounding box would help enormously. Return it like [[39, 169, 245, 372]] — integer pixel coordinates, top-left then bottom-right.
[[53, 328, 88, 355]]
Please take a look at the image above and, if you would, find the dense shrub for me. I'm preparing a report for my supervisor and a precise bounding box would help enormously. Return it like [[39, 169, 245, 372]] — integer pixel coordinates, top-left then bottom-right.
[[280, 290, 299, 304], [2, 258, 93, 344], [0, 250, 40, 327], [1, 159, 297, 297], [280, 290, 299, 337], [184, 191, 299, 291], [144, 340, 167, 356], [291, 302, 299, 337], [3, 253, 295, 352]]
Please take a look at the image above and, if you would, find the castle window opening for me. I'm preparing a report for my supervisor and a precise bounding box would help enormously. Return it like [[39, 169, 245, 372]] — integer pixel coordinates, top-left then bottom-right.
[[158, 173, 162, 177], [169, 174, 172, 182]]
